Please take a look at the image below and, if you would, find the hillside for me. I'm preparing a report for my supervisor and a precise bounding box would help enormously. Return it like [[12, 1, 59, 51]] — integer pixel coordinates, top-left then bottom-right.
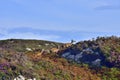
[[0, 37, 120, 80], [61, 36, 120, 80]]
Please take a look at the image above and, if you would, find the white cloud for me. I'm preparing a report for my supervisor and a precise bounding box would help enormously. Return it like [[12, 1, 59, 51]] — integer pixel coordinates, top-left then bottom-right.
[[0, 32, 60, 41], [0, 28, 8, 35], [0, 20, 119, 33], [0, 19, 80, 32], [92, 0, 120, 10], [11, 0, 24, 4]]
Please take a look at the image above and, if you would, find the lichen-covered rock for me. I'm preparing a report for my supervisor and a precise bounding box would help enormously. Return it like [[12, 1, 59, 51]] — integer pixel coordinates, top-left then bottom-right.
[[14, 75, 36, 80]]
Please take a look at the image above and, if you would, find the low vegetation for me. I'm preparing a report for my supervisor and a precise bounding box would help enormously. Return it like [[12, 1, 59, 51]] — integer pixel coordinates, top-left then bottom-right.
[[0, 36, 120, 80]]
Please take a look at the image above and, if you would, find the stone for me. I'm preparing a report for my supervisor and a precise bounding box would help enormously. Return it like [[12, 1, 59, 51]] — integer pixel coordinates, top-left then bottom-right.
[[26, 48, 32, 51], [14, 75, 25, 80]]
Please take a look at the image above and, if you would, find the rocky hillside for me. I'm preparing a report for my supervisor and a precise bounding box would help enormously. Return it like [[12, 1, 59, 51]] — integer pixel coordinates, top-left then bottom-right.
[[0, 37, 120, 80], [60, 36, 120, 80], [61, 36, 120, 67]]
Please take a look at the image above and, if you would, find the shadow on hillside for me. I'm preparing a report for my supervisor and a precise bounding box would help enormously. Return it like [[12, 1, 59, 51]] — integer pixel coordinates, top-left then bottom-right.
[[59, 46, 116, 68]]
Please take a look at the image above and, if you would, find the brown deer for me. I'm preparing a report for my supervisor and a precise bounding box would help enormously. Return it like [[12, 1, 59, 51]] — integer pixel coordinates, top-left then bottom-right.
[[50, 48, 59, 53]]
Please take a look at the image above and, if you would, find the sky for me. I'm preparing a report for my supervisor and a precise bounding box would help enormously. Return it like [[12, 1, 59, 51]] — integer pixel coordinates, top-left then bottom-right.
[[0, 0, 120, 42]]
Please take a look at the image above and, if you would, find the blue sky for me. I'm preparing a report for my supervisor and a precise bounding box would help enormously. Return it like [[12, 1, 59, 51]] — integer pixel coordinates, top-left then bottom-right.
[[0, 0, 120, 42]]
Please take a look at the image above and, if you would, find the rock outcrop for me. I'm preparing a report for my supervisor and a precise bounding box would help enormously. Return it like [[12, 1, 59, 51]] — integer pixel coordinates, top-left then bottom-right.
[[14, 75, 36, 80]]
